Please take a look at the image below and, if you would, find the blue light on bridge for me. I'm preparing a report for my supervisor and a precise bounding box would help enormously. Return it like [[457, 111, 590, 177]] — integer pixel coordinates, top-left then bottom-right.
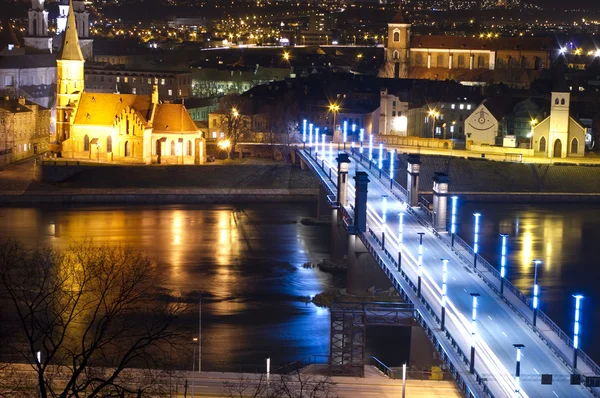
[[321, 133, 326, 155], [369, 134, 373, 161], [500, 234, 508, 294], [343, 121, 347, 144], [441, 258, 448, 331], [315, 128, 320, 153], [351, 123, 356, 141], [573, 294, 584, 369], [378, 143, 383, 170], [473, 213, 481, 254], [389, 149, 395, 179], [359, 129, 364, 154], [532, 259, 542, 326], [398, 212, 404, 244], [382, 195, 387, 224], [309, 123, 313, 147], [450, 196, 458, 234], [303, 119, 307, 143]]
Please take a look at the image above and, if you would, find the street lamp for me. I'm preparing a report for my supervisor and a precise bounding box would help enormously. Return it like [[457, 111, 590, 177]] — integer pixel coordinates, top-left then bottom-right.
[[343, 120, 348, 150], [470, 292, 481, 374], [441, 259, 448, 331], [321, 132, 326, 156], [450, 196, 458, 247], [573, 294, 584, 369], [529, 119, 537, 149], [359, 128, 364, 155], [329, 103, 340, 144], [302, 119, 307, 144], [500, 234, 508, 295], [417, 232, 425, 297], [351, 123, 356, 142], [309, 123, 313, 148], [513, 344, 525, 394], [397, 212, 404, 270], [368, 134, 373, 162], [473, 213, 481, 269], [532, 259, 542, 327], [429, 109, 439, 138], [378, 143, 383, 170]]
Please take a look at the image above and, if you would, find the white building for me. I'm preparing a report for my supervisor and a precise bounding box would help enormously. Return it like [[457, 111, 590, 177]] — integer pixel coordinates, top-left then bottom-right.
[[465, 101, 502, 145], [378, 88, 408, 135], [532, 82, 586, 158]]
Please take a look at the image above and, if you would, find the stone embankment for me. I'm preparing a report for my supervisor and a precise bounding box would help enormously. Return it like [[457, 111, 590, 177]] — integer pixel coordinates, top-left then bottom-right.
[[395, 154, 600, 202]]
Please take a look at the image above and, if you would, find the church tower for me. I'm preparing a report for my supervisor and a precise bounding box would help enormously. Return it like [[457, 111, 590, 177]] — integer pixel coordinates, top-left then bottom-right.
[[56, 0, 93, 59], [548, 81, 570, 158], [386, 2, 411, 78], [56, 0, 85, 144], [23, 0, 52, 52]]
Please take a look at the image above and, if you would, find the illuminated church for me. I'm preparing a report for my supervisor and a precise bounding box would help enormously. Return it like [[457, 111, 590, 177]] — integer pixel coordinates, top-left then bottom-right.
[[57, 1, 205, 164], [382, 6, 553, 86]]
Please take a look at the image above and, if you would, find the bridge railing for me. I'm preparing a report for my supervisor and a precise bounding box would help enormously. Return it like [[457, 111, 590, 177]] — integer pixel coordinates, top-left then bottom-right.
[[349, 148, 409, 201], [363, 228, 490, 398]]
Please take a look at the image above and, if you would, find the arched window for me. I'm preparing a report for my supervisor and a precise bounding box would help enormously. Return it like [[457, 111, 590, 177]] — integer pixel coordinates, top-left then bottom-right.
[[415, 53, 423, 66], [477, 55, 485, 68], [393, 31, 400, 42], [496, 58, 505, 68], [83, 135, 90, 151], [458, 55, 465, 68], [393, 50, 399, 60], [187, 140, 192, 156], [555, 98, 560, 105], [571, 137, 579, 154], [106, 136, 112, 153], [561, 98, 566, 105], [539, 136, 546, 152], [124, 141, 130, 157], [508, 57, 518, 68], [437, 55, 444, 67], [171, 140, 176, 155], [126, 118, 130, 134]]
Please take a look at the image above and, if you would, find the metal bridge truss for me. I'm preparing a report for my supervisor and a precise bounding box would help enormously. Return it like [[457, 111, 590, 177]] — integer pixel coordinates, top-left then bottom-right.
[[329, 302, 414, 377]]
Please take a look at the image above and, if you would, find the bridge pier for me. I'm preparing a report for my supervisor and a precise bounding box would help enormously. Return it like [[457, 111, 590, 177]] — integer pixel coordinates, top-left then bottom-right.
[[290, 148, 297, 165], [432, 172, 450, 231], [406, 154, 421, 207], [300, 157, 307, 170], [330, 209, 349, 264]]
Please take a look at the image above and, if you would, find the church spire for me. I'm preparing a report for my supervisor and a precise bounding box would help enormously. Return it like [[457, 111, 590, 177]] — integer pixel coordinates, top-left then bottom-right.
[[57, 0, 83, 61]]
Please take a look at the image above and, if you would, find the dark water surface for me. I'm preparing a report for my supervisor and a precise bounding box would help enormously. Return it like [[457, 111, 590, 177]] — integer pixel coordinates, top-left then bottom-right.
[[1, 201, 599, 368], [0, 203, 339, 371], [456, 201, 600, 363]]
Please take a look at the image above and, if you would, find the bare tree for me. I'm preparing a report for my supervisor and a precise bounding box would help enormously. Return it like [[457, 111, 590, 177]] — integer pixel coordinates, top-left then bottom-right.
[[0, 239, 186, 398], [261, 93, 300, 161], [217, 95, 251, 159]]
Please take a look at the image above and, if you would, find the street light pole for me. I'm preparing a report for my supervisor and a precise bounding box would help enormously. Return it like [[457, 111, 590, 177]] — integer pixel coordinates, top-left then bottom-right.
[[450, 196, 458, 247], [397, 212, 404, 270], [573, 294, 584, 369], [513, 344, 525, 395], [470, 292, 480, 374], [343, 120, 347, 150], [473, 213, 481, 269], [532, 259, 542, 327], [500, 234, 508, 295], [417, 232, 425, 298], [441, 259, 448, 331]]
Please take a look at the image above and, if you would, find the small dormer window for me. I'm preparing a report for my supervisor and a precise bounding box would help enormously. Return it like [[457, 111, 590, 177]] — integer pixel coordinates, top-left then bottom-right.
[[86, 113, 91, 120], [91, 97, 95, 102]]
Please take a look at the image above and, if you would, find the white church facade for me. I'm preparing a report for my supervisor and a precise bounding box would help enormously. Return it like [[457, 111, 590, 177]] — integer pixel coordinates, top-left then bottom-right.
[[532, 83, 586, 158]]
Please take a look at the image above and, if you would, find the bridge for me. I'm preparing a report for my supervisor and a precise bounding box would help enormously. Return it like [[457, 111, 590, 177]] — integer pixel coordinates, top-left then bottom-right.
[[294, 144, 600, 398]]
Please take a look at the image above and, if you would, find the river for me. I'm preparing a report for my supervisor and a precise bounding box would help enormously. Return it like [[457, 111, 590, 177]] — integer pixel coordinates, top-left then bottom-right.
[[0, 201, 599, 369]]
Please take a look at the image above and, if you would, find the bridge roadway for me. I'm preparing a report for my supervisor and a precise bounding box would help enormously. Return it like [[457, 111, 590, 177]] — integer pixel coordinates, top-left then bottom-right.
[[298, 146, 596, 398]]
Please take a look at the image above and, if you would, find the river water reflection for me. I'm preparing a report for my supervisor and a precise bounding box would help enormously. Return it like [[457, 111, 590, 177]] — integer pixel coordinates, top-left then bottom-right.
[[2, 201, 599, 368], [0, 203, 338, 371], [456, 202, 600, 362]]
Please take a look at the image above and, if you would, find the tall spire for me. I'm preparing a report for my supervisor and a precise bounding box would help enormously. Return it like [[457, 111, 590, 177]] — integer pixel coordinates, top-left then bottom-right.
[[391, 0, 407, 23], [57, 0, 83, 61]]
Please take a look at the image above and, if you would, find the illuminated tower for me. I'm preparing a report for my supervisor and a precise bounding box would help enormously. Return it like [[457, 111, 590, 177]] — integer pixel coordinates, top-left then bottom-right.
[[23, 0, 52, 52], [548, 81, 570, 158], [56, 0, 93, 59], [55, 0, 84, 144], [386, 2, 410, 78]]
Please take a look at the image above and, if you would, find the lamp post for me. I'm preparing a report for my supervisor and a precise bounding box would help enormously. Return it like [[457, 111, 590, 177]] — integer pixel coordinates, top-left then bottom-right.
[[450, 196, 458, 247], [500, 234, 508, 295], [513, 344, 525, 395], [329, 104, 339, 146], [343, 120, 348, 150], [573, 294, 584, 369], [398, 212, 404, 270], [309, 123, 313, 148], [529, 119, 537, 150], [470, 292, 481, 374], [352, 123, 356, 142], [532, 259, 542, 327], [359, 128, 364, 155], [369, 134, 373, 163], [417, 232, 425, 297], [441, 259, 448, 331], [321, 132, 326, 156], [302, 119, 307, 146], [429, 109, 439, 138], [389, 149, 395, 189], [315, 127, 320, 156], [381, 195, 388, 249], [473, 213, 481, 269], [378, 143, 383, 176]]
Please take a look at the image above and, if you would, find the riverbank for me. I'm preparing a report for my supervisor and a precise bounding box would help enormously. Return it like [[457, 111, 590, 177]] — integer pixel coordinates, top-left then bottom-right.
[[0, 159, 320, 204]]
